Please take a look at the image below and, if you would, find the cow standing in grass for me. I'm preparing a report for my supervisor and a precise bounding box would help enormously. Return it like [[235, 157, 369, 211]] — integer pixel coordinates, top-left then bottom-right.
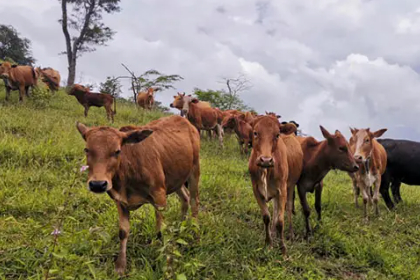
[[248, 116, 302, 254], [37, 67, 61, 93], [136, 87, 155, 110], [221, 113, 252, 154], [349, 128, 387, 220], [68, 84, 116, 123], [76, 115, 200, 275], [0, 61, 38, 102]]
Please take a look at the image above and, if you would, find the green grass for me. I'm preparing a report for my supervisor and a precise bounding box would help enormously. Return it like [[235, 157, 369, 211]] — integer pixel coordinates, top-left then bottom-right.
[[1, 89, 420, 280]]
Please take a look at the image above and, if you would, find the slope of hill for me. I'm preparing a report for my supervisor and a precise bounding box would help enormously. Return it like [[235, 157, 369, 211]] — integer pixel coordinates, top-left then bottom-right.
[[0, 89, 420, 279]]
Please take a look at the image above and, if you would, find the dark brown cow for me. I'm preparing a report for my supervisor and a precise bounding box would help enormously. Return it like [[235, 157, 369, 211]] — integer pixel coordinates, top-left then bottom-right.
[[349, 128, 387, 220], [221, 113, 253, 153], [76, 115, 200, 275], [37, 67, 61, 92], [170, 94, 223, 147], [0, 61, 38, 102], [69, 84, 116, 123], [296, 126, 359, 237], [136, 87, 155, 110], [248, 116, 302, 254]]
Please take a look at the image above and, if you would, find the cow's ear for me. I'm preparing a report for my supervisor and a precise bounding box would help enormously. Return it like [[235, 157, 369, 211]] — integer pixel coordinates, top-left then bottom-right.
[[76, 122, 89, 140], [122, 129, 153, 145], [11, 64, 17, 68], [191, 98, 199, 104], [372, 128, 387, 138], [320, 125, 333, 140], [173, 95, 177, 98], [280, 123, 297, 135]]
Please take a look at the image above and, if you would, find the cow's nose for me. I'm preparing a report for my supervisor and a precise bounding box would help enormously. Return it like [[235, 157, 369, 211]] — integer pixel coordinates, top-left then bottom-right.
[[354, 155, 363, 161], [258, 156, 274, 167], [169, 103, 174, 108], [89, 180, 108, 193], [353, 164, 359, 171]]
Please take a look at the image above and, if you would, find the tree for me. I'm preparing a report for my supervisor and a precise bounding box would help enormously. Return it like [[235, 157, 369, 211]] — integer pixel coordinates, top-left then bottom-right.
[[99, 76, 122, 97], [0, 25, 35, 65], [219, 73, 252, 110], [121, 64, 183, 102], [59, 0, 121, 86], [194, 88, 254, 111]]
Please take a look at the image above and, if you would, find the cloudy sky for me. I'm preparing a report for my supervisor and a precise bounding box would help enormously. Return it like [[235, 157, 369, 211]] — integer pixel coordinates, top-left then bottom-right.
[[2, 0, 420, 140]]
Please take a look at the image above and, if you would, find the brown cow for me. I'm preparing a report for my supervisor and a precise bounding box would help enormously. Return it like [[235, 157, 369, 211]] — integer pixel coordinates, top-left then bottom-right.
[[136, 87, 155, 110], [0, 61, 38, 102], [349, 128, 387, 220], [221, 113, 253, 153], [170, 94, 223, 146], [37, 67, 60, 92], [296, 126, 359, 238], [248, 116, 302, 254], [69, 84, 116, 123], [76, 115, 200, 275], [170, 92, 211, 112]]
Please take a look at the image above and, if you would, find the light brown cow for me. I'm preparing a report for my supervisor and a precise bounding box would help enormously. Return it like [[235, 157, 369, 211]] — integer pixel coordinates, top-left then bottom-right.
[[170, 94, 224, 147], [221, 113, 253, 153], [0, 61, 38, 102], [170, 92, 211, 111], [37, 67, 61, 92], [295, 127, 359, 238], [349, 128, 387, 220], [69, 84, 116, 123], [76, 115, 200, 275], [248, 116, 302, 254], [136, 87, 155, 110]]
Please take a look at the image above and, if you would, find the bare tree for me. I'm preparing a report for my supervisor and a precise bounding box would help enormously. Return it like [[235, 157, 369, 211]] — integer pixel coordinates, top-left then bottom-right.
[[59, 0, 121, 86], [219, 73, 252, 109]]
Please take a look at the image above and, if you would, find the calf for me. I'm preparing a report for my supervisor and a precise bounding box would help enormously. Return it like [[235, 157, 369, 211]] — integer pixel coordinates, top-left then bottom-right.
[[249, 116, 302, 254], [0, 61, 38, 102], [76, 115, 200, 275], [297, 127, 359, 237], [171, 95, 223, 147], [136, 87, 155, 110], [221, 113, 252, 153], [349, 128, 387, 219], [377, 139, 420, 209], [69, 84, 116, 123]]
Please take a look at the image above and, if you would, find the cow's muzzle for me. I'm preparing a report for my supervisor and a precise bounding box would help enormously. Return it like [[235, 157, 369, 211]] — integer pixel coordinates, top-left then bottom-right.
[[257, 156, 274, 168], [88, 180, 108, 193], [169, 103, 174, 108]]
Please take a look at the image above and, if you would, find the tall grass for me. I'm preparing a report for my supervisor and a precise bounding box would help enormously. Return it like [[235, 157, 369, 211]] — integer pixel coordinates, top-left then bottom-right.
[[0, 89, 419, 279]]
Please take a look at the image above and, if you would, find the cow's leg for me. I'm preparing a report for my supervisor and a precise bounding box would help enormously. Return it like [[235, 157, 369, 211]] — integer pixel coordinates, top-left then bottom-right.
[[187, 164, 200, 218], [151, 186, 167, 211], [106, 105, 113, 123], [286, 183, 295, 240], [18, 85, 25, 102], [115, 202, 130, 276], [314, 181, 323, 221], [176, 185, 190, 219], [84, 106, 89, 117], [243, 140, 249, 154], [380, 172, 394, 210], [391, 179, 402, 204], [155, 208, 164, 240], [350, 173, 360, 208], [252, 182, 272, 247], [273, 182, 287, 255], [5, 87, 11, 101], [373, 177, 381, 216], [361, 184, 369, 221], [297, 184, 312, 238], [214, 124, 223, 147], [25, 86, 30, 98], [207, 130, 212, 140]]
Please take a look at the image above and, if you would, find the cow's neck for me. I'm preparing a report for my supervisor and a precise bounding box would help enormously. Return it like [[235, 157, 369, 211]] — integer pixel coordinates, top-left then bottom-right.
[[301, 140, 331, 184]]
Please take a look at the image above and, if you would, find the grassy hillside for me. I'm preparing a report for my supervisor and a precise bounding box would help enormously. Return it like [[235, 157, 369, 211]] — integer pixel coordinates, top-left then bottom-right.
[[0, 89, 420, 280]]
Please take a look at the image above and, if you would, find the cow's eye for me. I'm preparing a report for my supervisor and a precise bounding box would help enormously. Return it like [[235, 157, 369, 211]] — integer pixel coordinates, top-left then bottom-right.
[[339, 146, 347, 153], [275, 133, 280, 139], [253, 131, 258, 137], [364, 138, 369, 143], [84, 148, 89, 154], [114, 150, 121, 157]]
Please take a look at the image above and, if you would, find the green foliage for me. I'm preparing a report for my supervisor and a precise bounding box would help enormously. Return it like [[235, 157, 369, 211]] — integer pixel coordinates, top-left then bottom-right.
[[30, 82, 52, 109], [0, 25, 35, 65], [0, 88, 420, 279], [99, 76, 122, 97], [194, 88, 253, 111]]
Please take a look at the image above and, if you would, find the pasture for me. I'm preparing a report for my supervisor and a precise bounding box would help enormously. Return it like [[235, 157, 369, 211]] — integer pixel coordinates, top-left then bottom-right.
[[1, 90, 420, 280]]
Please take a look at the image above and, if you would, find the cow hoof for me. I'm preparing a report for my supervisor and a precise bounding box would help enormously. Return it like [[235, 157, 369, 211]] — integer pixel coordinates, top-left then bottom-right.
[[115, 264, 126, 276]]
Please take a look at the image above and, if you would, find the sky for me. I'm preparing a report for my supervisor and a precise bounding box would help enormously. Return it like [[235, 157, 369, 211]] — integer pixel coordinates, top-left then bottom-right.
[[2, 0, 420, 140]]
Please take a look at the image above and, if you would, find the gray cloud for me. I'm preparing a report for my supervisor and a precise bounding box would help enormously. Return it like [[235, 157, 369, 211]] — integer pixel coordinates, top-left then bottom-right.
[[2, 0, 420, 141]]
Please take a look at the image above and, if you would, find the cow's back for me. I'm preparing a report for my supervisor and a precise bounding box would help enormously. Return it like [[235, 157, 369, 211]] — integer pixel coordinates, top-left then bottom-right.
[[282, 134, 303, 185], [120, 115, 200, 194]]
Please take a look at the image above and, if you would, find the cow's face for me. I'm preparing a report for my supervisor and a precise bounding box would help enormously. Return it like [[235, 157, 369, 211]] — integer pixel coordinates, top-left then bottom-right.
[[169, 92, 185, 111], [350, 127, 387, 164], [180, 95, 199, 117], [252, 116, 296, 168], [221, 114, 236, 130], [0, 62, 12, 79], [76, 122, 153, 193], [320, 126, 359, 172]]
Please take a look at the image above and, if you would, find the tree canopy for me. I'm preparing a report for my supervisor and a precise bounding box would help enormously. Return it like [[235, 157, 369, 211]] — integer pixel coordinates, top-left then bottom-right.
[[0, 25, 35, 65]]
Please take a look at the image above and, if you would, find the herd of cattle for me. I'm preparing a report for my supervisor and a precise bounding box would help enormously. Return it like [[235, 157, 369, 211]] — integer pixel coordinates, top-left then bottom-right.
[[2, 62, 420, 275]]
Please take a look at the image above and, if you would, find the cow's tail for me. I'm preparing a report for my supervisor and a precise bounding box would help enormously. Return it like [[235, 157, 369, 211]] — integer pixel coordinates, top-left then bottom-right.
[[113, 96, 117, 115], [31, 67, 38, 86]]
